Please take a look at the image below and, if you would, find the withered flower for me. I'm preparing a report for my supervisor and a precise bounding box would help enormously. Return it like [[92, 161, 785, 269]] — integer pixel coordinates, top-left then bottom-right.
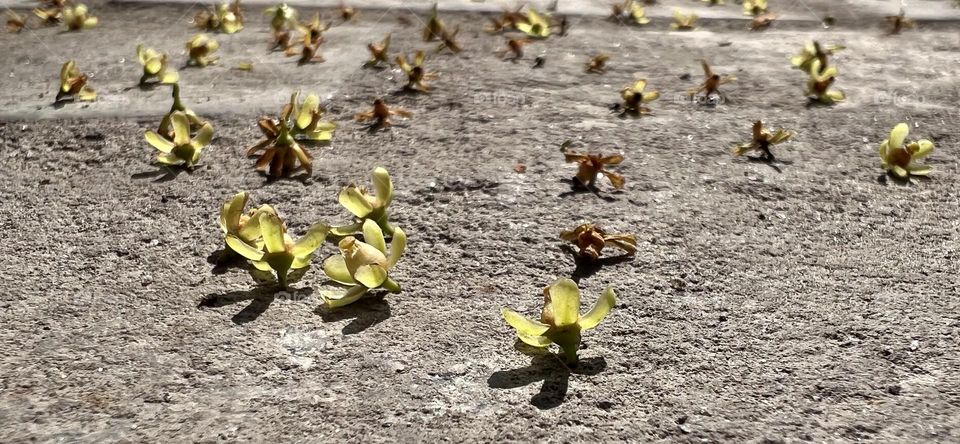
[[338, 2, 357, 21], [885, 8, 914, 34], [586, 54, 610, 74], [422, 2, 445, 41], [286, 37, 325, 65], [436, 25, 462, 54], [396, 51, 437, 92], [732, 120, 793, 162], [497, 38, 529, 61], [7, 11, 26, 32], [364, 33, 391, 68], [298, 12, 329, 45], [686, 60, 735, 103], [247, 91, 335, 178], [33, 6, 62, 26], [284, 13, 328, 64], [751, 12, 777, 30], [271, 30, 293, 52], [485, 5, 524, 34], [564, 151, 625, 190], [355, 98, 411, 129], [790, 41, 844, 74], [555, 15, 569, 35], [560, 223, 637, 261]]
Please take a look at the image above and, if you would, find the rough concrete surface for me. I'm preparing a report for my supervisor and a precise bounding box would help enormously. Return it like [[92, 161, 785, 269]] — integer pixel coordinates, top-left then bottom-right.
[[1, 0, 959, 442]]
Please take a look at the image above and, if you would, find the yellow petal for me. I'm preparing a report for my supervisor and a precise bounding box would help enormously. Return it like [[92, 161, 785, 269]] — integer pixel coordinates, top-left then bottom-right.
[[155, 153, 181, 165], [145, 57, 162, 75], [579, 286, 616, 330], [291, 144, 312, 175], [907, 165, 930, 176], [292, 223, 329, 257], [355, 264, 388, 288], [878, 140, 889, 159], [889, 123, 908, 149], [362, 219, 386, 254], [171, 112, 190, 146], [251, 260, 272, 271], [297, 94, 319, 129], [388, 226, 406, 269], [194, 122, 214, 147], [324, 285, 368, 308], [259, 212, 286, 254], [913, 139, 934, 158], [160, 70, 180, 84], [338, 186, 374, 218], [78, 87, 96, 101], [292, 255, 312, 269], [221, 192, 247, 234], [226, 235, 265, 261], [548, 278, 581, 327], [144, 130, 174, 153], [501, 308, 550, 337], [238, 205, 272, 241], [60, 61, 74, 88], [372, 167, 393, 207], [340, 237, 388, 274], [517, 333, 552, 347], [323, 255, 356, 285]]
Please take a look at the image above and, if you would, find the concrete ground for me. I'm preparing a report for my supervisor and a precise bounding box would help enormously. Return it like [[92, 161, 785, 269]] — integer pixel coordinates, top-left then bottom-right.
[[1, 0, 959, 442]]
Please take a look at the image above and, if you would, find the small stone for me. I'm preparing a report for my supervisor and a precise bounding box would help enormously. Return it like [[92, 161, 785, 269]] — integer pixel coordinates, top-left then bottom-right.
[[909, 340, 919, 351], [447, 363, 468, 376], [887, 385, 901, 395], [669, 278, 686, 291], [388, 361, 407, 373]]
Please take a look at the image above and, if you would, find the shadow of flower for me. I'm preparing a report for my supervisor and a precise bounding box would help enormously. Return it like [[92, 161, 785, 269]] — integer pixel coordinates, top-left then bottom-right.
[[488, 343, 607, 410], [314, 292, 392, 334]]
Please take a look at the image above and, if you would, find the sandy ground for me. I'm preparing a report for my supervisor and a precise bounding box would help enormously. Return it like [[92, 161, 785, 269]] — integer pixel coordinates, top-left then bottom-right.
[[1, 0, 960, 442]]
